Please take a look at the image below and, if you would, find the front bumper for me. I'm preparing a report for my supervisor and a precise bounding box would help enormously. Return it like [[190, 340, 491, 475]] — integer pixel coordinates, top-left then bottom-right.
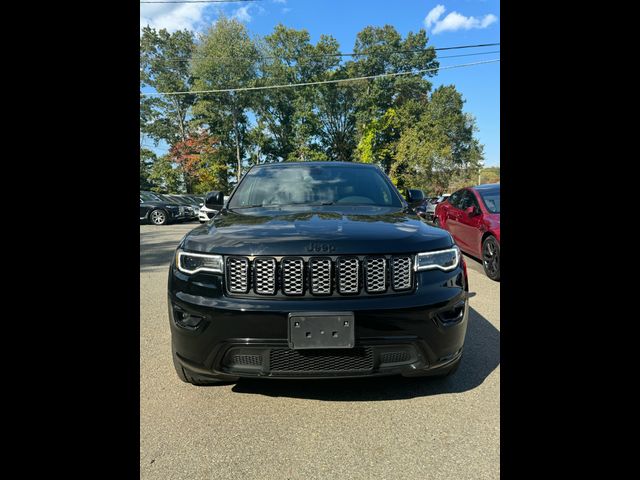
[[169, 265, 469, 380]]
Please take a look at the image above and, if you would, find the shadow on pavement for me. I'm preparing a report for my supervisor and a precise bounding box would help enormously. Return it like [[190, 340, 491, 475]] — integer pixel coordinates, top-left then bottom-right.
[[231, 306, 499, 401], [140, 239, 181, 272]]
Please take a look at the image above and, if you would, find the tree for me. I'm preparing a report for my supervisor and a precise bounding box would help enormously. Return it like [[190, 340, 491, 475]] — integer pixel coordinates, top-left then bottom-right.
[[148, 155, 184, 193], [254, 25, 341, 162], [190, 16, 260, 181], [168, 131, 229, 193], [349, 25, 438, 130], [391, 86, 483, 192], [140, 148, 156, 190], [357, 107, 399, 172], [140, 27, 196, 145], [314, 73, 358, 161], [480, 166, 500, 184]]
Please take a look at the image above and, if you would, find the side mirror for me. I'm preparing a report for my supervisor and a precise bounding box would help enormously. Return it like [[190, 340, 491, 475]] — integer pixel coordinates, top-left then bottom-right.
[[406, 189, 425, 206], [465, 206, 479, 217], [205, 190, 224, 210]]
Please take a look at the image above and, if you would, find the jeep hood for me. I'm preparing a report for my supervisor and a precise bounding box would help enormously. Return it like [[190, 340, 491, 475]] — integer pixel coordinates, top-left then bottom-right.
[[180, 206, 453, 256]]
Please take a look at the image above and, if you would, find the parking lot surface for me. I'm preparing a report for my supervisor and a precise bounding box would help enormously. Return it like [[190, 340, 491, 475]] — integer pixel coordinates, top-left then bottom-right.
[[140, 222, 500, 479]]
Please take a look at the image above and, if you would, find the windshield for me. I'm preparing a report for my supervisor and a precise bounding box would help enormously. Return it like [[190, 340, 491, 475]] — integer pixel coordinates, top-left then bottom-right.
[[170, 196, 192, 205], [478, 189, 500, 213], [140, 191, 161, 202], [229, 164, 402, 209], [155, 194, 179, 204]]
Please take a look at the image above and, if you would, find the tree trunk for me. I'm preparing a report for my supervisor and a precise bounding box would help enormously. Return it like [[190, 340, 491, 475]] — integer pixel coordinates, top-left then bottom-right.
[[234, 109, 241, 183], [235, 123, 241, 182]]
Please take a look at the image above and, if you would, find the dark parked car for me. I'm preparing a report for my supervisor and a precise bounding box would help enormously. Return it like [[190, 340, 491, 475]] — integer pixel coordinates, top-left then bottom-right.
[[434, 184, 500, 281], [140, 191, 188, 225], [415, 197, 437, 220], [167, 194, 198, 220], [169, 162, 469, 385]]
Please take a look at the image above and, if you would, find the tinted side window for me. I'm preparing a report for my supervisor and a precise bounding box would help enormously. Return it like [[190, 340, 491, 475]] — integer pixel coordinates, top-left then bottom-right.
[[460, 190, 480, 210], [448, 190, 465, 209]]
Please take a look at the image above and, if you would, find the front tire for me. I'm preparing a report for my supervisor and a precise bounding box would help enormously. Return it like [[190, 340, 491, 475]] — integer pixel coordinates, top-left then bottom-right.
[[149, 209, 168, 226], [482, 235, 500, 281]]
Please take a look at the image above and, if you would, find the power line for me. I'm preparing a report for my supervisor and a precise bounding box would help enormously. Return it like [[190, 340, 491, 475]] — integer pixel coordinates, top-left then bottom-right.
[[148, 49, 499, 65], [142, 42, 500, 63], [141, 58, 499, 96]]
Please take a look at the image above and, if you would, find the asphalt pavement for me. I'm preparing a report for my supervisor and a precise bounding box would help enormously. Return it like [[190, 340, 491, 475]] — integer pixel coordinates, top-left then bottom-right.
[[140, 221, 500, 480]]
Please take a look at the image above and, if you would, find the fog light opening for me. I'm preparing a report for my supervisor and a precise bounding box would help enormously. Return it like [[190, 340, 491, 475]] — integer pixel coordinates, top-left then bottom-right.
[[175, 309, 204, 328]]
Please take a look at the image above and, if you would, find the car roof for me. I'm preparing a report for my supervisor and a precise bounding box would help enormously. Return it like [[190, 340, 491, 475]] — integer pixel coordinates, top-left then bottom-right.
[[251, 161, 378, 169], [472, 183, 500, 192]]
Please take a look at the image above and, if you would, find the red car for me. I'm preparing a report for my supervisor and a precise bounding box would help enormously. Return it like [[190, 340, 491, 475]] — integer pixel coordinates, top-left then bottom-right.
[[434, 184, 500, 281]]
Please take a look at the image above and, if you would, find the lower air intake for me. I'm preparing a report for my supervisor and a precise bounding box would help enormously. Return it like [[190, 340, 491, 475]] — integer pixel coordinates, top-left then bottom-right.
[[269, 348, 374, 376]]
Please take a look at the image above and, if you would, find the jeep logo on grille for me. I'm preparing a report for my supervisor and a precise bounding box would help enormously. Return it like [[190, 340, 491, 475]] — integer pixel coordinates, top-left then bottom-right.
[[306, 242, 335, 253]]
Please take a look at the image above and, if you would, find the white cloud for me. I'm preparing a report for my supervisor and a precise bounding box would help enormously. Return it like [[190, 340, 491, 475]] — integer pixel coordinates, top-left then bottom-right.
[[424, 4, 446, 29], [424, 5, 498, 34], [231, 5, 252, 23], [282, 7, 292, 14], [273, 0, 287, 4], [140, 3, 211, 32]]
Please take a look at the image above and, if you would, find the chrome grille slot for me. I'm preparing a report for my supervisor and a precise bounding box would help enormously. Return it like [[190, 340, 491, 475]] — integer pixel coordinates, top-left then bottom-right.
[[337, 257, 359, 294], [364, 257, 387, 293], [309, 257, 332, 295], [282, 257, 304, 295], [254, 257, 276, 295], [391, 256, 413, 291], [226, 257, 249, 294]]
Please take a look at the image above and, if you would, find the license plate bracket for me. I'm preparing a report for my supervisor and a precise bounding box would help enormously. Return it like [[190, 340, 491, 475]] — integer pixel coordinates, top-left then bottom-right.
[[288, 312, 355, 349]]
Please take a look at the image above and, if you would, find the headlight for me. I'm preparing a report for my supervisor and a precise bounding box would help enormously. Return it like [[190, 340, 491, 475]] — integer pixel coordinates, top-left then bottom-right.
[[176, 250, 223, 274], [415, 246, 460, 271]]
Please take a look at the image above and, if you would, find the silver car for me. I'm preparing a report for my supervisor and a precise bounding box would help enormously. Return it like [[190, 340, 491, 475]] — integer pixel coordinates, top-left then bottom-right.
[[425, 194, 450, 222]]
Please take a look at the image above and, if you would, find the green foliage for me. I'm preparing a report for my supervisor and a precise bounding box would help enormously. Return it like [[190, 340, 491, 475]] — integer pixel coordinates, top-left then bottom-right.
[[349, 25, 437, 129], [253, 25, 341, 163], [480, 166, 500, 184], [356, 107, 399, 171], [391, 85, 483, 193], [190, 16, 259, 181], [140, 27, 196, 145], [169, 131, 229, 193], [148, 155, 183, 193], [140, 148, 156, 190]]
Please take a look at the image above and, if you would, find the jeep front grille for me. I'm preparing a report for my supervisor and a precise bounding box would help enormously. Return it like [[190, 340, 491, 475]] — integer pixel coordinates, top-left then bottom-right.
[[225, 255, 413, 297], [309, 257, 332, 295], [391, 256, 413, 291], [226, 257, 249, 294], [364, 257, 387, 293], [337, 258, 359, 294], [253, 257, 276, 295], [281, 258, 304, 295]]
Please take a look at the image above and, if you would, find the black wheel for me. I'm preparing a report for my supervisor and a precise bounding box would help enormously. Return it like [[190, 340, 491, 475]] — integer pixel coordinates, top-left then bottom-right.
[[149, 209, 168, 225], [172, 348, 236, 386], [433, 216, 440, 227], [482, 235, 500, 281]]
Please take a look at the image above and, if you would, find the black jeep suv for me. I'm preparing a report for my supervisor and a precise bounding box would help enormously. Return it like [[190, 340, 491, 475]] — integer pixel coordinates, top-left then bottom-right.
[[169, 162, 469, 385]]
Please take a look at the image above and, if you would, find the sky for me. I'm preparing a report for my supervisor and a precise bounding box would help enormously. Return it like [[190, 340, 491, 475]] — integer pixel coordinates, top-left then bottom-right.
[[140, 0, 500, 167]]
